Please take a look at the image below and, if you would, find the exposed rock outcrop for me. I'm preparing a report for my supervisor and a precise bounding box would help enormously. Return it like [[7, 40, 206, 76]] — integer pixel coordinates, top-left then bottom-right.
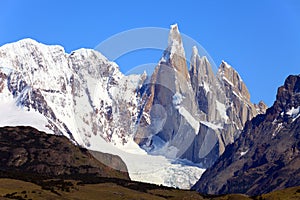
[[193, 75, 300, 195]]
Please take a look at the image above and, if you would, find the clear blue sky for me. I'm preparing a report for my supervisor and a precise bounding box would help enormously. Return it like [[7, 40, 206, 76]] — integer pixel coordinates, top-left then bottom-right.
[[1, 0, 299, 106]]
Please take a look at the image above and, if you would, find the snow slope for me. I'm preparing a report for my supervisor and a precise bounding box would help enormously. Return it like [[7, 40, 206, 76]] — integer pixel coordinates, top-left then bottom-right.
[[88, 133, 205, 189], [0, 101, 52, 134]]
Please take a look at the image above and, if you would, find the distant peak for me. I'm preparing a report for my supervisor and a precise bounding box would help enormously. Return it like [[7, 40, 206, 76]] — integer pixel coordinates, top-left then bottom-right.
[[19, 38, 39, 44], [0, 38, 67, 55], [170, 23, 179, 32], [3, 38, 40, 47], [192, 46, 198, 56], [160, 24, 188, 80], [221, 60, 231, 69], [219, 61, 243, 82], [168, 23, 182, 47]]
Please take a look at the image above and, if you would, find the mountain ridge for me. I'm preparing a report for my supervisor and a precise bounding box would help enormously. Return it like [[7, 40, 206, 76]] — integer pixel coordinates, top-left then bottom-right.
[[193, 74, 300, 195]]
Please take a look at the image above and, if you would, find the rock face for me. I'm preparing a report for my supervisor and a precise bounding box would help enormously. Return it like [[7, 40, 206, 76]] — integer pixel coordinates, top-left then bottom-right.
[[0, 126, 129, 180], [135, 25, 266, 167], [193, 75, 300, 195], [135, 24, 201, 160], [218, 61, 261, 131]]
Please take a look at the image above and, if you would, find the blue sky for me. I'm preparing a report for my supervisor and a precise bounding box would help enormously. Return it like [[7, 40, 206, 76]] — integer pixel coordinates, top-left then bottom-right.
[[0, 0, 299, 106]]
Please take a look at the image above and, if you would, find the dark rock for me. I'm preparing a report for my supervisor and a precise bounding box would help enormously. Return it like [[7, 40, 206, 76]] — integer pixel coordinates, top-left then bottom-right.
[[193, 75, 300, 196], [0, 126, 129, 181]]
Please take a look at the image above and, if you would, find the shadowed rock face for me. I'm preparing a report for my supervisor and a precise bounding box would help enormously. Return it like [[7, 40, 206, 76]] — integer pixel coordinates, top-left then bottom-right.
[[0, 126, 129, 180], [193, 75, 300, 196]]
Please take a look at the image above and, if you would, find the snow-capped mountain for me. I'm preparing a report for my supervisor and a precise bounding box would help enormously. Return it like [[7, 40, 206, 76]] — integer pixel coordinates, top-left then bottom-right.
[[0, 38, 145, 146], [0, 24, 266, 188]]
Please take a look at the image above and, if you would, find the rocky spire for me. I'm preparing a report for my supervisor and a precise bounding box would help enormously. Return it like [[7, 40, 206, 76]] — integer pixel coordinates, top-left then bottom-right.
[[217, 60, 266, 136], [162, 24, 189, 80], [218, 60, 250, 101]]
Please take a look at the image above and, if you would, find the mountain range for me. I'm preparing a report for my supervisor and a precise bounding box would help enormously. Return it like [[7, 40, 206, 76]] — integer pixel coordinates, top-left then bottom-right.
[[0, 24, 299, 196]]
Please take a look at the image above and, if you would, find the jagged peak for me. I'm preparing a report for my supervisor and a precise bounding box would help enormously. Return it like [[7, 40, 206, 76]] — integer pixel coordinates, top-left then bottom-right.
[[219, 60, 243, 82], [0, 38, 66, 56], [192, 46, 198, 57], [217, 61, 252, 101], [190, 45, 213, 78], [167, 24, 184, 53], [254, 100, 268, 114], [159, 24, 189, 79], [0, 38, 113, 66], [274, 75, 300, 110], [71, 48, 109, 61], [170, 23, 179, 31], [18, 38, 39, 45], [170, 24, 180, 36], [0, 38, 38, 49], [221, 60, 232, 69]]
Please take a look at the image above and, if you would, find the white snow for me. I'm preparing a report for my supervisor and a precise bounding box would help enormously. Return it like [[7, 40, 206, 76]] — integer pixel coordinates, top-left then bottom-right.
[[150, 138, 179, 159], [88, 133, 205, 189], [0, 67, 13, 75], [222, 60, 231, 69], [216, 100, 228, 121], [200, 121, 223, 130], [178, 106, 200, 134], [222, 61, 243, 81], [232, 90, 242, 100], [167, 24, 185, 59], [170, 23, 179, 31], [0, 101, 53, 134], [286, 106, 300, 121], [202, 81, 210, 94], [192, 46, 198, 56], [172, 92, 185, 108], [240, 149, 249, 156], [272, 122, 283, 138], [222, 76, 234, 87]]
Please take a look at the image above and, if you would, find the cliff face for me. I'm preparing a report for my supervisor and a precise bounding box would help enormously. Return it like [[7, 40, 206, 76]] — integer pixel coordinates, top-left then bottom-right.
[[193, 75, 300, 195]]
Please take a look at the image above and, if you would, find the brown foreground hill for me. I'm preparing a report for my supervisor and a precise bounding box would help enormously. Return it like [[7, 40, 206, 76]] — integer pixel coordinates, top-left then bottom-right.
[[0, 178, 300, 200], [0, 126, 300, 199], [0, 126, 129, 182]]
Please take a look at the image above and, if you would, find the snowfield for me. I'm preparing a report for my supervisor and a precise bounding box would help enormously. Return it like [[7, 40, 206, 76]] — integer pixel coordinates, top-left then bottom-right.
[[0, 101, 53, 134], [88, 133, 205, 189]]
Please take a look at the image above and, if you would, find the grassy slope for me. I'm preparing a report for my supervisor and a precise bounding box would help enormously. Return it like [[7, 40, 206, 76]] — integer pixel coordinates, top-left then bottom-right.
[[1, 178, 299, 200]]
